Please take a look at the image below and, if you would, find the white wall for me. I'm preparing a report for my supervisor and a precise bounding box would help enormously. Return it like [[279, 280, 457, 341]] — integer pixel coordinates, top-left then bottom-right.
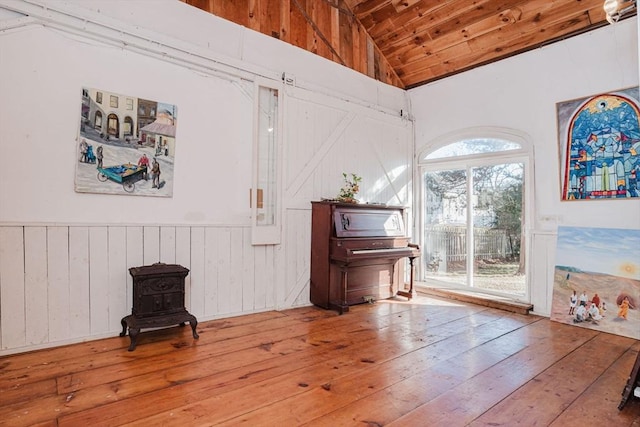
[[0, 0, 412, 354], [409, 17, 640, 316], [0, 0, 408, 225]]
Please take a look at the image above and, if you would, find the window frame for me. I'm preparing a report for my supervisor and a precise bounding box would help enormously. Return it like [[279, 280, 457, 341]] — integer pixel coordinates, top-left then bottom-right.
[[417, 127, 534, 300], [250, 77, 283, 245]]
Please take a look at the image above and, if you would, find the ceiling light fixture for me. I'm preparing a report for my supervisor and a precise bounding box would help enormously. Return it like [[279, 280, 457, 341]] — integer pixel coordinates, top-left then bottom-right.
[[603, 0, 637, 24]]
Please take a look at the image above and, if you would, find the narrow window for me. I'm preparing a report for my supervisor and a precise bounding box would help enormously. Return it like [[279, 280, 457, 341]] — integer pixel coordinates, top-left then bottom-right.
[[251, 80, 282, 245], [94, 111, 102, 129]]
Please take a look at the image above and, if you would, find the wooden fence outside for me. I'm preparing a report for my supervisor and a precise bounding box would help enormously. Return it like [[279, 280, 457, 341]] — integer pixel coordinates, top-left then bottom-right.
[[423, 225, 512, 267]]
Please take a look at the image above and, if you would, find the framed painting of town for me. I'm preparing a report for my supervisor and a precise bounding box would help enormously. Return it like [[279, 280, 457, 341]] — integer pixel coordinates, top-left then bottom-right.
[[556, 86, 640, 201], [75, 87, 177, 197], [550, 226, 640, 340]]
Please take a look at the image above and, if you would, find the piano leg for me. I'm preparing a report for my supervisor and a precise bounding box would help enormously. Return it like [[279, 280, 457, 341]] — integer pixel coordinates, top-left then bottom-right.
[[338, 268, 349, 314], [397, 256, 417, 300]]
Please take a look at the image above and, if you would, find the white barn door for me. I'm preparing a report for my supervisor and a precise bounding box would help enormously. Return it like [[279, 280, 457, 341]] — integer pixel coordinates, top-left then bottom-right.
[[277, 88, 414, 309]]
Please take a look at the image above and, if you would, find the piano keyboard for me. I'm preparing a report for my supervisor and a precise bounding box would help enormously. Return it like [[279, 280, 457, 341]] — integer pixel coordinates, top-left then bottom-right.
[[350, 247, 415, 255]]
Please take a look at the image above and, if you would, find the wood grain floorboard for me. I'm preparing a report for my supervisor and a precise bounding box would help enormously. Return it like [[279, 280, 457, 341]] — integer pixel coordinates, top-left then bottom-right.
[[0, 294, 638, 426]]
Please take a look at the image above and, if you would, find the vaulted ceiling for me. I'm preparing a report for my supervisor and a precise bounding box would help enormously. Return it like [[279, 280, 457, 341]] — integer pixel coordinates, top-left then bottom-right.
[[182, 0, 636, 89]]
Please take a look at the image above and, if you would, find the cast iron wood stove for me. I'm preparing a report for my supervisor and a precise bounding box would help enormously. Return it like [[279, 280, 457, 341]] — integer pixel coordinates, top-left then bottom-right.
[[120, 262, 198, 351]]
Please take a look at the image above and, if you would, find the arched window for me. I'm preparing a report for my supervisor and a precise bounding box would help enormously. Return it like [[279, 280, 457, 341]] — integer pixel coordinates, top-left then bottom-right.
[[418, 128, 533, 300], [107, 114, 119, 138], [124, 116, 134, 137]]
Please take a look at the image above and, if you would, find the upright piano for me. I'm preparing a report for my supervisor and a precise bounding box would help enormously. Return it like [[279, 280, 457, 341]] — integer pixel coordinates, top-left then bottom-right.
[[310, 201, 421, 314]]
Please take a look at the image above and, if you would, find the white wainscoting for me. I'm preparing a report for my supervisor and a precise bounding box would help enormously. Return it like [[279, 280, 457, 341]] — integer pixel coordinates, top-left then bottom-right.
[[0, 225, 278, 354], [529, 230, 558, 317]]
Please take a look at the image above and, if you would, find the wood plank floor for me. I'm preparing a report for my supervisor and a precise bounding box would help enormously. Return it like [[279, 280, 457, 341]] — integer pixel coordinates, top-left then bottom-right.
[[1, 294, 639, 426]]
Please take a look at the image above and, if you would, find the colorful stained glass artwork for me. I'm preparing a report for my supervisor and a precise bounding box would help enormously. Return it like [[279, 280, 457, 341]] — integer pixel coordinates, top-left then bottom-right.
[[557, 87, 640, 201]]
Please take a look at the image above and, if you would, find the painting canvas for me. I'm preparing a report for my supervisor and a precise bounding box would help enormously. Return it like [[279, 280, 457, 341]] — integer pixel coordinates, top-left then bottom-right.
[[556, 87, 640, 201], [550, 226, 640, 340], [75, 87, 177, 197]]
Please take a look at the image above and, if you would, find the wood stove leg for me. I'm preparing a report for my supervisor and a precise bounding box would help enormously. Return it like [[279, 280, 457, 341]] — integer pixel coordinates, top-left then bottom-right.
[[119, 316, 129, 337], [187, 314, 199, 339], [127, 328, 140, 352], [120, 315, 138, 351]]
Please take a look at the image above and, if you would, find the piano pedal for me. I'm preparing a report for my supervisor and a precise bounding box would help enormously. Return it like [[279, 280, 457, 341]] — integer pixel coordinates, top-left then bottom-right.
[[362, 296, 376, 304]]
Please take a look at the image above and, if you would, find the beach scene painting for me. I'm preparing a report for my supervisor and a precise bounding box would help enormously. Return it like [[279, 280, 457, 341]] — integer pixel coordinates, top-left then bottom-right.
[[75, 87, 177, 197], [550, 226, 640, 339]]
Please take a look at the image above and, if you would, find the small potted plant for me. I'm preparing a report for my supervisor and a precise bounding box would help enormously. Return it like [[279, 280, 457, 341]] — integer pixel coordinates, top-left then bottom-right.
[[337, 172, 362, 203]]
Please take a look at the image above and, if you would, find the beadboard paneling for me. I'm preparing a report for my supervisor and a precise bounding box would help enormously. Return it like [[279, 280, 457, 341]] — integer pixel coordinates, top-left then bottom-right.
[[0, 227, 26, 350], [25, 227, 49, 345], [68, 227, 90, 339], [189, 227, 206, 317], [89, 227, 110, 335], [47, 226, 70, 343], [0, 224, 276, 354]]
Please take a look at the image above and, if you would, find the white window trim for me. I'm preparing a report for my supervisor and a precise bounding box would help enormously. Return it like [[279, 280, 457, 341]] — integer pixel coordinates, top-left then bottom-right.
[[251, 77, 284, 245], [416, 126, 534, 301]]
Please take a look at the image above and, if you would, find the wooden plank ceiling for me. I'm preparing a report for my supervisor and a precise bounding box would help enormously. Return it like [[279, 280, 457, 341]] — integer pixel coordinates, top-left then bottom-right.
[[181, 0, 634, 89]]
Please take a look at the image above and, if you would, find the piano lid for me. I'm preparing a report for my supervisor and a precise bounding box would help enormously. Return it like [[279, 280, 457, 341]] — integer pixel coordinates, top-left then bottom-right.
[[333, 207, 405, 238]]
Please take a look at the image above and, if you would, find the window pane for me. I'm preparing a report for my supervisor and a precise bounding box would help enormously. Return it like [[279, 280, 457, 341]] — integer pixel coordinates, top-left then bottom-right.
[[423, 162, 526, 296], [472, 163, 525, 295], [425, 138, 521, 160], [256, 86, 278, 227], [424, 169, 468, 287]]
